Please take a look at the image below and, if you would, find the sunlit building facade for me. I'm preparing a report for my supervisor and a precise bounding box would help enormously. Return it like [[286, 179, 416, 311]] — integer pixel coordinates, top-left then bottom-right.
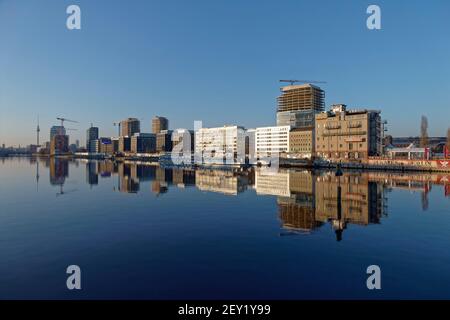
[[315, 104, 382, 160], [195, 125, 246, 164]]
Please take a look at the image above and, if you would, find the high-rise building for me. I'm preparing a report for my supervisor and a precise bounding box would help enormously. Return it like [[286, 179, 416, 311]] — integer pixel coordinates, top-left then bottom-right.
[[119, 136, 131, 153], [315, 104, 382, 160], [156, 130, 173, 153], [277, 84, 325, 113], [50, 135, 69, 155], [152, 116, 169, 134], [86, 126, 99, 153], [121, 118, 140, 137], [276, 84, 325, 129], [50, 126, 66, 140]]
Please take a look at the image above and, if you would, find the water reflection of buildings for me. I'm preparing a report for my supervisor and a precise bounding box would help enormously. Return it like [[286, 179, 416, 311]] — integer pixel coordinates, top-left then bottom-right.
[[277, 171, 322, 234], [33, 158, 450, 239], [113, 163, 196, 195], [196, 169, 250, 195], [314, 173, 385, 241], [86, 162, 98, 186], [49, 158, 69, 186], [255, 169, 386, 240]]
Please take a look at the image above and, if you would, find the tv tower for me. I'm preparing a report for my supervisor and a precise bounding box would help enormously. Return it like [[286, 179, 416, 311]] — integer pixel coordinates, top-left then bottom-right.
[[36, 115, 40, 147]]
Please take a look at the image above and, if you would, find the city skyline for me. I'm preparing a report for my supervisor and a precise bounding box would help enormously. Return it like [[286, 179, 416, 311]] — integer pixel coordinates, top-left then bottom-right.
[[1, 0, 450, 147]]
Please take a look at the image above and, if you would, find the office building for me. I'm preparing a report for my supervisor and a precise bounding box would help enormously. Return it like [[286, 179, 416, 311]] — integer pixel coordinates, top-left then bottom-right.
[[156, 130, 173, 153], [195, 125, 246, 164], [86, 126, 99, 153], [255, 125, 290, 159], [315, 104, 382, 160], [289, 127, 314, 159], [131, 133, 156, 153], [50, 126, 66, 140], [152, 116, 169, 134], [121, 118, 140, 137]]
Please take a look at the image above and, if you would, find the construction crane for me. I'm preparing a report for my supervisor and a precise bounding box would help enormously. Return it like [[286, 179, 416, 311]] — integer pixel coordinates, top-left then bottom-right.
[[279, 79, 327, 86], [56, 117, 78, 127]]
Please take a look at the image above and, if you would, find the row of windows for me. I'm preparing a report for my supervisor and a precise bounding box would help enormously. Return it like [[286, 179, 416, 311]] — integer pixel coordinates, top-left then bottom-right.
[[317, 137, 366, 142], [316, 143, 364, 149]]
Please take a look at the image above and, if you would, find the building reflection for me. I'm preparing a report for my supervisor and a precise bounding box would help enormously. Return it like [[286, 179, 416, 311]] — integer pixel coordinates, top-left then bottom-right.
[[277, 171, 322, 234], [49, 158, 69, 186], [34, 157, 450, 239], [196, 169, 250, 195], [255, 169, 386, 240], [314, 173, 385, 241], [86, 161, 98, 186]]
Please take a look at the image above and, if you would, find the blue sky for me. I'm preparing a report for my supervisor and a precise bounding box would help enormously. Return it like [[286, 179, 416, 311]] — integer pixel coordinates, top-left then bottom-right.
[[1, 0, 449, 146]]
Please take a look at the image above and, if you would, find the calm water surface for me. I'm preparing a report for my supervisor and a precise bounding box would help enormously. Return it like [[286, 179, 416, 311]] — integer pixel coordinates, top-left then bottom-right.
[[0, 157, 449, 299]]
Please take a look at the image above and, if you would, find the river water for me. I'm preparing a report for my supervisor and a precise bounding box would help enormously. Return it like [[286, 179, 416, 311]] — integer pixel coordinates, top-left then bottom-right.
[[0, 157, 449, 299]]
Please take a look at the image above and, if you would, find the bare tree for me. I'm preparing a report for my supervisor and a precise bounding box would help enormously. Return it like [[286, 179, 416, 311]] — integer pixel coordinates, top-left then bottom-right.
[[447, 128, 450, 149], [420, 116, 428, 147]]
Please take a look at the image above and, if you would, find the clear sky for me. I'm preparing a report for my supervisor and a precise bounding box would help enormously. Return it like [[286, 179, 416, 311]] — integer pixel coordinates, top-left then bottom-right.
[[1, 0, 449, 147]]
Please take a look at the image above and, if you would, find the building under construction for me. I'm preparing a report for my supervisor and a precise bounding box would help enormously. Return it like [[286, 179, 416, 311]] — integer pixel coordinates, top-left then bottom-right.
[[277, 84, 325, 130], [277, 84, 325, 113]]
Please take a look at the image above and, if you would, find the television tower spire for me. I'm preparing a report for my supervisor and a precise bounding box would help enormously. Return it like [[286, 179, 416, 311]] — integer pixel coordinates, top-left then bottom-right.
[[36, 115, 41, 147]]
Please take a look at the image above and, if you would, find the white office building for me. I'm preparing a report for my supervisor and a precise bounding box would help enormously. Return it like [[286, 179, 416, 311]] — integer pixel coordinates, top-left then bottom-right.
[[255, 125, 290, 159], [195, 125, 246, 164]]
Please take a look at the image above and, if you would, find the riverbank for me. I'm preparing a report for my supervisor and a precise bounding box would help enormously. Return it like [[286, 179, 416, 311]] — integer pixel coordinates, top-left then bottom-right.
[[309, 158, 450, 173], [21, 153, 450, 173]]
